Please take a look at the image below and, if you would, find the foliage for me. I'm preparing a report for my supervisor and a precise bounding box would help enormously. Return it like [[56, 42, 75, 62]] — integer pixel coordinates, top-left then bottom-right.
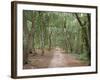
[[23, 10, 91, 64]]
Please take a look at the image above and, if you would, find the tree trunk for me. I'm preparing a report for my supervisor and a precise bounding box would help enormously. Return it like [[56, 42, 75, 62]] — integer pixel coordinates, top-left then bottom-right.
[[23, 16, 29, 64], [75, 13, 90, 59], [48, 31, 52, 50], [30, 16, 37, 56]]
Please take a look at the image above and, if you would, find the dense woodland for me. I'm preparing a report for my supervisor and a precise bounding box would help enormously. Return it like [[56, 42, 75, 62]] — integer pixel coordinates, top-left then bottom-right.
[[23, 10, 91, 67]]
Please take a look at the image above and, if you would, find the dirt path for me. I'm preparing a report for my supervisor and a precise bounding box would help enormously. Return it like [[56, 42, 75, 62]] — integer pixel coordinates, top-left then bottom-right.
[[49, 48, 67, 67], [24, 48, 89, 69], [49, 48, 88, 68]]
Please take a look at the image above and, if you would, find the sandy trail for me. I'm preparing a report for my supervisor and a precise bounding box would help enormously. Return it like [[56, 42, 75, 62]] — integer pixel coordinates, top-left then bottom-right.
[[49, 48, 67, 67], [49, 48, 87, 67], [24, 48, 89, 69]]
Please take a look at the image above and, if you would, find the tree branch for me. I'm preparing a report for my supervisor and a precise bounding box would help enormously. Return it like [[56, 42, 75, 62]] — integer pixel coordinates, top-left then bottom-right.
[[75, 13, 83, 27]]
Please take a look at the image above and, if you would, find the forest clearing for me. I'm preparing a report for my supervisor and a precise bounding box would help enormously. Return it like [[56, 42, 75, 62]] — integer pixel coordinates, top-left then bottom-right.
[[23, 10, 91, 69]]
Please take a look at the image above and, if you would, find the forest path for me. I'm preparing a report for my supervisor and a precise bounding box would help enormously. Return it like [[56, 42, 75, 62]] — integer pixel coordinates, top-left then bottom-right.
[[24, 47, 88, 69], [49, 47, 87, 67], [49, 48, 67, 67]]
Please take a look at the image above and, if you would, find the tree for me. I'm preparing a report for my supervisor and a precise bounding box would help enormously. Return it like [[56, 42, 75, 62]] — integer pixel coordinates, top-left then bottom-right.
[[74, 13, 90, 60], [23, 10, 91, 65]]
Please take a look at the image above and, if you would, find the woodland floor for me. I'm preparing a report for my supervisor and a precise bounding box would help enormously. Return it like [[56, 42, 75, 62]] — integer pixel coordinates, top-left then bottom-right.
[[23, 47, 89, 69]]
